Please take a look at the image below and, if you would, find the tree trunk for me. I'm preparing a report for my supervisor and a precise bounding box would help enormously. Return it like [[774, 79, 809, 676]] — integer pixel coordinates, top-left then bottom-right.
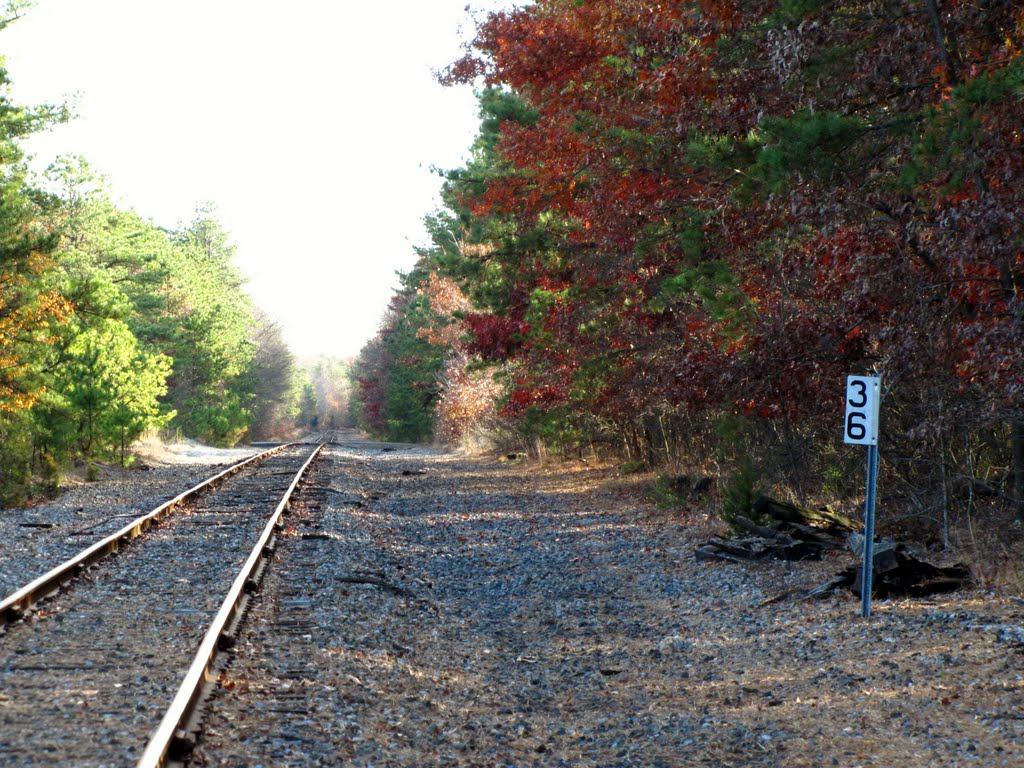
[[1012, 417, 1024, 523], [923, 0, 960, 85]]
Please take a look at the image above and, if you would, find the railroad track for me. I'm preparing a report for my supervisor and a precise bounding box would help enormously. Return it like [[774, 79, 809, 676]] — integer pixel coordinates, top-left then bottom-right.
[[0, 440, 329, 766]]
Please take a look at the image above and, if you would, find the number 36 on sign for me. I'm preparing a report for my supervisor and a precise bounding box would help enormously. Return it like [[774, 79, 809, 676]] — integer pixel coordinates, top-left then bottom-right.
[[844, 376, 880, 445]]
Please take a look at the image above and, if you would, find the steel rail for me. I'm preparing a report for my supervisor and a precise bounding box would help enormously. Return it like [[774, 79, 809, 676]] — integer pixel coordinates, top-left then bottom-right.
[[137, 442, 325, 767], [0, 443, 290, 627]]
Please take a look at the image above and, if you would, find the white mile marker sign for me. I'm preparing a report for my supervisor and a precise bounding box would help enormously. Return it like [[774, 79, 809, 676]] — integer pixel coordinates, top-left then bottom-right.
[[845, 375, 881, 617], [844, 375, 880, 446]]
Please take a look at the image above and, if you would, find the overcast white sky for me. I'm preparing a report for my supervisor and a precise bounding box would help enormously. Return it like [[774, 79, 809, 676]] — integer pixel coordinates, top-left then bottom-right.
[[3, 0, 509, 359]]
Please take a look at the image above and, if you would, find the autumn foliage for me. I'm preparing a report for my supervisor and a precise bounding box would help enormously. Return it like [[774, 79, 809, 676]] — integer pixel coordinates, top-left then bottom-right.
[[358, 0, 1024, 539]]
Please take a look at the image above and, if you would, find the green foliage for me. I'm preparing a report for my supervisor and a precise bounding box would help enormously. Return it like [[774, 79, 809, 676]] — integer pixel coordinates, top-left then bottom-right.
[[477, 86, 539, 139], [650, 259, 752, 335], [52, 319, 174, 463], [0, 19, 71, 500], [245, 312, 298, 440], [0, 412, 32, 506], [904, 59, 1024, 192], [294, 378, 319, 431], [379, 297, 445, 443], [746, 111, 867, 193], [712, 413, 765, 528], [516, 405, 590, 456], [160, 209, 260, 445], [770, 0, 832, 24], [0, 57, 67, 415], [685, 133, 746, 171], [28, 161, 178, 464], [957, 58, 1024, 105], [689, 112, 868, 197], [602, 54, 636, 78], [718, 455, 761, 529], [649, 474, 690, 510], [353, 270, 445, 443], [37, 451, 60, 495], [181, 391, 249, 447], [34, 167, 261, 452]]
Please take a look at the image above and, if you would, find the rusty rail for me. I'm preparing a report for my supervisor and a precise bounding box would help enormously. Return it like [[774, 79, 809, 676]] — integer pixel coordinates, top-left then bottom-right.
[[136, 442, 324, 767]]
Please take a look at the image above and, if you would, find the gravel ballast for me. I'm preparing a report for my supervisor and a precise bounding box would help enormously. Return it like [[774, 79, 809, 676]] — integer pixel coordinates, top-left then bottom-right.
[[188, 444, 1024, 767], [3, 440, 1023, 766]]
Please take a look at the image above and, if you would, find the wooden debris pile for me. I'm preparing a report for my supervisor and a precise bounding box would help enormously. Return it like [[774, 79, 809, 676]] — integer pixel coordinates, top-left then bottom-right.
[[695, 497, 859, 563], [803, 537, 972, 599], [696, 496, 972, 598]]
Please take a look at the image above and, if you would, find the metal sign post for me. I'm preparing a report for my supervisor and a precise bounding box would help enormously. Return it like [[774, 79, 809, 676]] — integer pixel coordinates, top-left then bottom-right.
[[843, 375, 881, 617]]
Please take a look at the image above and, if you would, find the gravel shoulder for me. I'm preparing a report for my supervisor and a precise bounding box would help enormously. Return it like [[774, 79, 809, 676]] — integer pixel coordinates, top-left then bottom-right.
[[188, 444, 1024, 767]]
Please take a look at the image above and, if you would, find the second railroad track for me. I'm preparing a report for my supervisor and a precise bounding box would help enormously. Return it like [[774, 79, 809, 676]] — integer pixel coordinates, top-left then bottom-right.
[[0, 440, 325, 767]]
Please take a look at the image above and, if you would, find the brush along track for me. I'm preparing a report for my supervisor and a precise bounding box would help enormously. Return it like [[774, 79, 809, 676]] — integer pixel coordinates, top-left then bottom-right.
[[0, 443, 323, 767]]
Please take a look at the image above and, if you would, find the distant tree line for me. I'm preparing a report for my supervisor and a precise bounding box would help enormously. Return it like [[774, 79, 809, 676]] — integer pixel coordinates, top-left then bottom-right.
[[354, 0, 1024, 550]]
